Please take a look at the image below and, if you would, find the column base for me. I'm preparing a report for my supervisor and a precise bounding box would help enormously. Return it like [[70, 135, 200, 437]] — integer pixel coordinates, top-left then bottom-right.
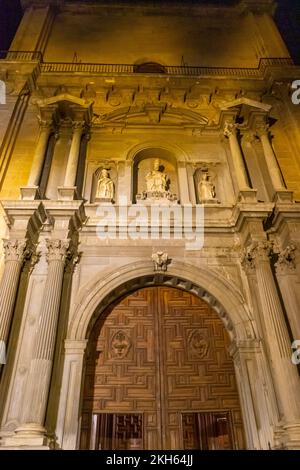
[[20, 186, 41, 200], [273, 422, 300, 450], [0, 423, 50, 448], [57, 186, 78, 201], [273, 190, 294, 203], [238, 189, 257, 203]]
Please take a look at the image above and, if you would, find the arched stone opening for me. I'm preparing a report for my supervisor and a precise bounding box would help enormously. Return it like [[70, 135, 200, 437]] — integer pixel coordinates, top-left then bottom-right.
[[79, 284, 246, 450], [57, 262, 279, 450]]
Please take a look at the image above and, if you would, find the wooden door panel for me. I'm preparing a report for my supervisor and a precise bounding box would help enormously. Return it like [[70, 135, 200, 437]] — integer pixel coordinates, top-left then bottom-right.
[[80, 286, 245, 450]]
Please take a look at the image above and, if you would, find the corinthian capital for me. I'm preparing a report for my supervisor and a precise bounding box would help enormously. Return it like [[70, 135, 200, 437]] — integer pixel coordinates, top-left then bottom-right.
[[223, 120, 237, 138], [46, 239, 71, 263], [241, 240, 273, 272], [72, 120, 85, 131], [255, 122, 269, 139], [3, 239, 29, 263], [275, 245, 297, 274], [37, 116, 53, 130]]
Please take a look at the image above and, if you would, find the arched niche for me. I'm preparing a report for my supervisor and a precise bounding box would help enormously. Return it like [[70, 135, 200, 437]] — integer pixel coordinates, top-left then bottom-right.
[[132, 147, 178, 203], [90, 164, 117, 203]]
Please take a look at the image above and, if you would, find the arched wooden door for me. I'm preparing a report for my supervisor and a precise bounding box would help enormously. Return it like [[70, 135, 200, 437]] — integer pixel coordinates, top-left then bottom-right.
[[80, 287, 245, 450]]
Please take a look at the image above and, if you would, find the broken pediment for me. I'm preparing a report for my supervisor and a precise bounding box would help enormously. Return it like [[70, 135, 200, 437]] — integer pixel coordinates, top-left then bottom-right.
[[92, 105, 209, 128]]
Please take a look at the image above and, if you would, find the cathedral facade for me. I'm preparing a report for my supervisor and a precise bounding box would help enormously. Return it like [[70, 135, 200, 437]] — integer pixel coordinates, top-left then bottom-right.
[[0, 0, 300, 450]]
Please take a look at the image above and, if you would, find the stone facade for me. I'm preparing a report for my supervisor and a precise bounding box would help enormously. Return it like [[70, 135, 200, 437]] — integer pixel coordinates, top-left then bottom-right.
[[0, 0, 300, 450]]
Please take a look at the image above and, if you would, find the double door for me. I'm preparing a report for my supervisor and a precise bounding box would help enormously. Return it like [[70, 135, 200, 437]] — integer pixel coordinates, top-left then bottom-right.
[[80, 287, 244, 449]]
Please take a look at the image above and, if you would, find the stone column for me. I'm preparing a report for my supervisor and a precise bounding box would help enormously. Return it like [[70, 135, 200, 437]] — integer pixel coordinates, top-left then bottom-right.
[[0, 239, 28, 365], [21, 119, 53, 200], [255, 122, 293, 202], [242, 241, 300, 447], [224, 121, 256, 202], [58, 121, 85, 201], [14, 239, 71, 446], [177, 162, 190, 204], [274, 245, 300, 341]]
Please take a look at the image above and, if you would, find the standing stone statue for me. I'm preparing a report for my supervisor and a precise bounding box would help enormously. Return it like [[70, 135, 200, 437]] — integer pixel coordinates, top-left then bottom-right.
[[95, 168, 114, 201], [198, 172, 217, 202], [145, 158, 168, 193]]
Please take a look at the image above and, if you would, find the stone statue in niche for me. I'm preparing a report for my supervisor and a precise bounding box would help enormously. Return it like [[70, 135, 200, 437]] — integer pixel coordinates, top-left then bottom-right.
[[95, 168, 114, 202], [136, 158, 177, 204], [198, 171, 218, 203], [145, 158, 168, 193]]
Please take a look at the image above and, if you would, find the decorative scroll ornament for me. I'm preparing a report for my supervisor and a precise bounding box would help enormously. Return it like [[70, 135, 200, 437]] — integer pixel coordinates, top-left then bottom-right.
[[275, 244, 297, 274], [110, 330, 131, 359], [151, 251, 170, 272], [45, 239, 71, 263], [188, 330, 209, 359], [3, 239, 29, 263]]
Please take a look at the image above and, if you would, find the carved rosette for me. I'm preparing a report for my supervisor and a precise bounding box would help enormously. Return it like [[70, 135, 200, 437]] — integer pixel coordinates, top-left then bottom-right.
[[3, 239, 29, 263], [45, 239, 71, 264], [275, 245, 297, 275]]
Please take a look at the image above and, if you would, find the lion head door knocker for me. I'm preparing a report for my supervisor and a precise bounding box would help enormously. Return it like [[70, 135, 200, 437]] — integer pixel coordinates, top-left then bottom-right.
[[110, 330, 131, 359], [188, 330, 209, 360]]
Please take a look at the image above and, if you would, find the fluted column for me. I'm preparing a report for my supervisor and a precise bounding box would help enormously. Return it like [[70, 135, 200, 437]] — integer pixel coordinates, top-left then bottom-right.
[[28, 120, 53, 187], [274, 245, 300, 341], [241, 242, 300, 429], [0, 239, 28, 365], [21, 119, 53, 200], [15, 239, 70, 444], [256, 123, 285, 191], [224, 121, 256, 202], [64, 121, 85, 187]]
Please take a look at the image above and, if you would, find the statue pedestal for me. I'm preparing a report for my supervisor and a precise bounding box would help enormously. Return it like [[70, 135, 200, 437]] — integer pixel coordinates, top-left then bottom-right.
[[136, 191, 178, 205], [94, 197, 114, 204], [200, 198, 220, 205]]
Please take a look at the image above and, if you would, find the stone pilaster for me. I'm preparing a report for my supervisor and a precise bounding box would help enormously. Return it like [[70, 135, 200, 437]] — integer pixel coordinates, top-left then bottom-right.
[[223, 120, 256, 202], [21, 118, 53, 200], [58, 121, 85, 200], [255, 121, 293, 202], [274, 245, 300, 341], [10, 239, 71, 447], [241, 241, 300, 448], [0, 239, 29, 365]]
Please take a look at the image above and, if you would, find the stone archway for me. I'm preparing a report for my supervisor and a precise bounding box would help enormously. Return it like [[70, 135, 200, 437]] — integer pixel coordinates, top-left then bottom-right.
[[80, 285, 246, 450], [56, 261, 279, 450]]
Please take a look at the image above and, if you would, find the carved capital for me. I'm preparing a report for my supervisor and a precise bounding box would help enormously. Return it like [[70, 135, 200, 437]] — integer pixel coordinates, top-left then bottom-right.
[[72, 120, 85, 132], [3, 239, 29, 263], [275, 245, 297, 274], [241, 241, 273, 272], [223, 120, 237, 138], [37, 116, 53, 131], [255, 122, 269, 139], [46, 239, 71, 263]]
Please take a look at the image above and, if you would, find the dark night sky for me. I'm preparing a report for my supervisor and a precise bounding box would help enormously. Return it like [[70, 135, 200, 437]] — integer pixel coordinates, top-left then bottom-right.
[[0, 0, 299, 64]]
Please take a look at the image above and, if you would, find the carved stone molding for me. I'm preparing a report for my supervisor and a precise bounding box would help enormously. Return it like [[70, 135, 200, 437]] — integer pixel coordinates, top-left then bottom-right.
[[2, 239, 29, 263], [45, 239, 71, 263]]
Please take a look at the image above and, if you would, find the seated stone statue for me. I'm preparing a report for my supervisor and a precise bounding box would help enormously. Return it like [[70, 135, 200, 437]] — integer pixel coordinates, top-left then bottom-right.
[[198, 172, 217, 202], [95, 168, 114, 201], [145, 159, 167, 193]]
